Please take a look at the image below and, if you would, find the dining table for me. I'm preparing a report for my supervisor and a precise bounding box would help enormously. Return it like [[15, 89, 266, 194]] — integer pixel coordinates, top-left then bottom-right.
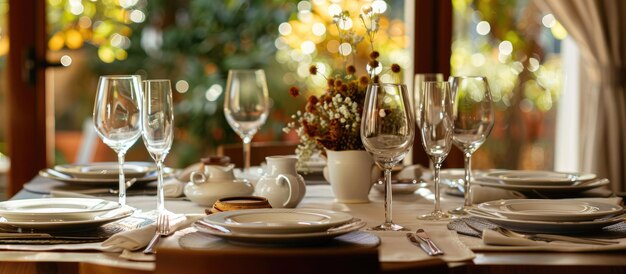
[[0, 172, 625, 274]]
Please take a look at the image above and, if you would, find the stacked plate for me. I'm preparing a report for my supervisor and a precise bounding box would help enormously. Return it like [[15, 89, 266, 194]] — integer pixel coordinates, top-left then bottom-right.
[[194, 208, 364, 245], [469, 199, 625, 233], [39, 162, 169, 186], [0, 198, 134, 230], [474, 170, 609, 193]]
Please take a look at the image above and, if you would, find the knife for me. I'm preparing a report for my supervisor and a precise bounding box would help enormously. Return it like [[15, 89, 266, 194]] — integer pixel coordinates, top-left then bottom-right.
[[415, 229, 444, 255], [406, 233, 436, 256]]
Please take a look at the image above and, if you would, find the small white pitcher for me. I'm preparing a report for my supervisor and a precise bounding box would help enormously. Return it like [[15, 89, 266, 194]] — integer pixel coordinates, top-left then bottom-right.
[[254, 156, 306, 208]]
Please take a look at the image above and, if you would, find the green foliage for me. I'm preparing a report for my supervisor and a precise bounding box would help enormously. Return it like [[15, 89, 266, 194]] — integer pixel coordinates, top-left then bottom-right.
[[87, 0, 296, 166]]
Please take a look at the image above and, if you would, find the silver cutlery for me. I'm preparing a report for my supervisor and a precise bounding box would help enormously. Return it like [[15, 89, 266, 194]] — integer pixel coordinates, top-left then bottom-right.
[[415, 229, 444, 255], [495, 226, 619, 245], [196, 220, 231, 233], [43, 168, 74, 179], [143, 213, 170, 254], [406, 233, 437, 256]]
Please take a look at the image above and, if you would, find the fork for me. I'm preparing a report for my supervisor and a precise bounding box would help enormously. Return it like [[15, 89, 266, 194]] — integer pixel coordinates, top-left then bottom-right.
[[143, 213, 170, 254], [495, 226, 618, 245]]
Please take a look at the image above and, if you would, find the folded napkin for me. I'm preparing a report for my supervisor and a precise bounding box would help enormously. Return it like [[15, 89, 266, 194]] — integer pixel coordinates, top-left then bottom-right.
[[480, 227, 626, 252], [164, 178, 186, 198], [101, 213, 203, 252], [162, 163, 203, 198], [375, 230, 474, 262]]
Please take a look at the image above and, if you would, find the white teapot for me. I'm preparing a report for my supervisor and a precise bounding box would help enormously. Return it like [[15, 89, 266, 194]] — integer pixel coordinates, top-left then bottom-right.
[[184, 164, 254, 206], [254, 156, 306, 208]]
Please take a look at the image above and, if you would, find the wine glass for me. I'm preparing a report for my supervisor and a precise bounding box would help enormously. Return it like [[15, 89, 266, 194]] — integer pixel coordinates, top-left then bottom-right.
[[413, 73, 444, 168], [93, 75, 143, 206], [224, 69, 270, 171], [361, 83, 414, 231], [413, 73, 444, 125], [142, 79, 174, 213], [448, 76, 494, 215], [417, 81, 454, 220]]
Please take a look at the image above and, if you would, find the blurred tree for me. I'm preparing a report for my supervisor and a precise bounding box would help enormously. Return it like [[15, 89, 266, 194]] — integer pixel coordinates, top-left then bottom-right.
[[47, 0, 296, 166]]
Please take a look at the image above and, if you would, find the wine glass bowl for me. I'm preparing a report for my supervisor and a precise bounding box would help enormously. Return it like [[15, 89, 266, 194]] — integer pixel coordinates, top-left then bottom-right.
[[417, 81, 454, 220], [413, 73, 444, 125], [448, 76, 495, 215], [93, 75, 143, 206], [142, 79, 174, 213], [224, 69, 270, 171], [361, 83, 414, 231]]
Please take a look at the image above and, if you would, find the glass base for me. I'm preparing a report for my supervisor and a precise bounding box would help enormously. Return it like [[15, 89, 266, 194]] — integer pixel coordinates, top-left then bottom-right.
[[449, 205, 473, 216], [417, 210, 452, 221], [368, 222, 410, 231]]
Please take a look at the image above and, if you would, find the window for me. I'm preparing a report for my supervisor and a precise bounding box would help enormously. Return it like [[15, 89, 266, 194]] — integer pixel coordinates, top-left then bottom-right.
[[451, 0, 571, 170]]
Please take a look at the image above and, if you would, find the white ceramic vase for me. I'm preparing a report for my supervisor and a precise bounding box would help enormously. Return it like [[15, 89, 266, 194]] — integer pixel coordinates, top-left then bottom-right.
[[324, 150, 376, 203]]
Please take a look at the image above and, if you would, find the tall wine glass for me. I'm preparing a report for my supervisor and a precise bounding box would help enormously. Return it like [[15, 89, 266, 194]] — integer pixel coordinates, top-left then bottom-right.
[[361, 83, 414, 231], [413, 73, 444, 168], [448, 76, 494, 215], [142, 80, 174, 213], [417, 81, 454, 220], [93, 75, 142, 206], [413, 73, 444, 124], [224, 69, 270, 171]]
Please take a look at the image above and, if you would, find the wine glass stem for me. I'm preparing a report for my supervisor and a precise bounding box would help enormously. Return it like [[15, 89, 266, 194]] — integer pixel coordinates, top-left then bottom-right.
[[156, 159, 165, 212], [463, 153, 473, 207], [384, 168, 393, 225], [243, 137, 251, 171], [434, 162, 442, 212], [117, 153, 126, 206]]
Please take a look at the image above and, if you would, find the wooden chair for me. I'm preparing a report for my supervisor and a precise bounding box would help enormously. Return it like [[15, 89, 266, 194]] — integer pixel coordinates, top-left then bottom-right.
[[217, 141, 299, 168], [155, 247, 380, 274]]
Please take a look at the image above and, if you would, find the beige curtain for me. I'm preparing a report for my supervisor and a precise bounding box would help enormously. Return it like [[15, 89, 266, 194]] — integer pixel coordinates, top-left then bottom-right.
[[536, 0, 626, 192]]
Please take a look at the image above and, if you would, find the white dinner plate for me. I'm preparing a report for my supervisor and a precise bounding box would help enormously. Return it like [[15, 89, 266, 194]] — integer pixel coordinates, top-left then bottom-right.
[[0, 198, 121, 222], [193, 219, 365, 245], [468, 209, 625, 234], [201, 208, 354, 234], [0, 206, 135, 231], [477, 199, 623, 222], [473, 178, 610, 193], [39, 166, 174, 186], [481, 171, 597, 186], [54, 162, 155, 179]]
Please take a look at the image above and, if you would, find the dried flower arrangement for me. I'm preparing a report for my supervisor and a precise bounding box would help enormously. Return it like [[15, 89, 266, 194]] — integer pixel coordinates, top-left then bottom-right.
[[284, 5, 403, 167]]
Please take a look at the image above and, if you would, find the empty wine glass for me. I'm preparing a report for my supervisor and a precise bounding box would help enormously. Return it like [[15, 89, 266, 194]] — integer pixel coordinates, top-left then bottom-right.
[[224, 69, 270, 171], [448, 76, 494, 215], [361, 83, 414, 231], [413, 73, 444, 169], [413, 73, 444, 125], [417, 81, 454, 220], [142, 79, 174, 213], [93, 75, 143, 206]]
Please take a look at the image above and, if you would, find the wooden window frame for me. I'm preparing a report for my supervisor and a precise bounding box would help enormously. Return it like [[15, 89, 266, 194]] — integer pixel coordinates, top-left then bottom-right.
[[412, 0, 462, 168]]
